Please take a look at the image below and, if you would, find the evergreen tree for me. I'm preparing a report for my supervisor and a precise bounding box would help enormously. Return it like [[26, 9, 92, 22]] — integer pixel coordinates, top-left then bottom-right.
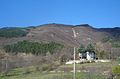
[[78, 44, 86, 53], [86, 43, 95, 52]]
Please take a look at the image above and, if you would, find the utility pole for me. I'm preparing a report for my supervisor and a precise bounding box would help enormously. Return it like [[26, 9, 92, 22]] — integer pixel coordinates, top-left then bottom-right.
[[72, 28, 76, 79]]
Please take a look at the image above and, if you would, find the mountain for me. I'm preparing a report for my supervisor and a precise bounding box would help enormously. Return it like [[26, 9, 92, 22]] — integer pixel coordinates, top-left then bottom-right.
[[0, 24, 100, 46], [0, 23, 120, 58]]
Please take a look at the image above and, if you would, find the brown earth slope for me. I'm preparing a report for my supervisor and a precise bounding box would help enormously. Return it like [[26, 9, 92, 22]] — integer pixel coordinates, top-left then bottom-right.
[[0, 23, 120, 56]]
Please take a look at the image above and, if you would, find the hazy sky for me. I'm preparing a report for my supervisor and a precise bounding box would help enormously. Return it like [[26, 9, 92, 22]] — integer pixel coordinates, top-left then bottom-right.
[[0, 0, 120, 28]]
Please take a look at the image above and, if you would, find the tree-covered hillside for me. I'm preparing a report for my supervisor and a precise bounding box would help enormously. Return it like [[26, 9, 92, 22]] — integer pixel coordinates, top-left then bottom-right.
[[102, 36, 120, 48], [0, 27, 28, 38], [3, 40, 64, 55]]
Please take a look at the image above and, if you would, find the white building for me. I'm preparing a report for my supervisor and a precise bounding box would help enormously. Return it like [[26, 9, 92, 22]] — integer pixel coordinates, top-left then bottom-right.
[[79, 51, 96, 61]]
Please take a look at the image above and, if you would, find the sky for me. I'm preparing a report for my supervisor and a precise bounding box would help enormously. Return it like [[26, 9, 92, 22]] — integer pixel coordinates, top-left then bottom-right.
[[0, 0, 120, 28]]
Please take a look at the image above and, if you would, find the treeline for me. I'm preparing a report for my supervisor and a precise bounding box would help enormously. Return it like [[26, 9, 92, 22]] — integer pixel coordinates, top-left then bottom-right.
[[101, 27, 120, 48], [78, 43, 95, 53], [102, 37, 120, 48], [0, 27, 28, 38], [3, 40, 64, 55]]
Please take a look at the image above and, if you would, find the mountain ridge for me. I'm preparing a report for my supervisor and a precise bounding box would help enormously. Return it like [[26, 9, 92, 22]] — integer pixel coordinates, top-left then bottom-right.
[[0, 23, 120, 55]]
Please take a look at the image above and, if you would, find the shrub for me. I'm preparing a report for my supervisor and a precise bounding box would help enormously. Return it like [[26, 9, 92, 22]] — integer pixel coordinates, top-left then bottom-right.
[[112, 66, 120, 79]]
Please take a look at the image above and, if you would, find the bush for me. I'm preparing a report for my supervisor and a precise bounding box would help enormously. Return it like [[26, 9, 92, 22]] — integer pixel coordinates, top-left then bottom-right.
[[112, 66, 120, 79], [39, 64, 55, 71], [112, 66, 120, 74]]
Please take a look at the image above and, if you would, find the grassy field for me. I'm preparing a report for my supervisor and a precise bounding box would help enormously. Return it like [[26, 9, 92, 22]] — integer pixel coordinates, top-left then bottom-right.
[[0, 71, 106, 79], [0, 61, 118, 79]]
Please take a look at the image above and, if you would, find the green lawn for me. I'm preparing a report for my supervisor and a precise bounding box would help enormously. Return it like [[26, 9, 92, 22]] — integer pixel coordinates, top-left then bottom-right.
[[0, 61, 117, 79], [0, 72, 106, 79], [61, 61, 117, 68]]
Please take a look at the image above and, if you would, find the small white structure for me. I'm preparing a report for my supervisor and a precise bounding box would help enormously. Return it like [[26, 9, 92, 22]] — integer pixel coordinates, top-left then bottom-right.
[[79, 51, 96, 61], [87, 51, 91, 60], [86, 51, 95, 61]]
